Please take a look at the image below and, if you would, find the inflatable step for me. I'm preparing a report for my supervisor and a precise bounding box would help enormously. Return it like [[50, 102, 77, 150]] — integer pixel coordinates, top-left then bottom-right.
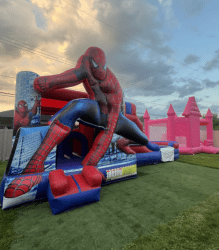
[[47, 167, 102, 215]]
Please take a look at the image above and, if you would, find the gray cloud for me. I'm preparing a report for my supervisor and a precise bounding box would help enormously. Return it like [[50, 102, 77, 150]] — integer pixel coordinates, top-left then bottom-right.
[[93, 0, 174, 56], [166, 96, 206, 116], [0, 0, 50, 60], [128, 95, 207, 119], [156, 76, 208, 99], [203, 78, 219, 88], [0, 0, 212, 115], [166, 97, 191, 116], [184, 54, 200, 64], [203, 49, 219, 71], [0, 0, 176, 86], [158, 0, 178, 29], [208, 105, 219, 114], [124, 96, 168, 119], [176, 79, 204, 98], [124, 71, 176, 97], [197, 102, 219, 116], [61, 0, 175, 59], [55, 0, 177, 98], [176, 77, 219, 90], [182, 0, 206, 16]]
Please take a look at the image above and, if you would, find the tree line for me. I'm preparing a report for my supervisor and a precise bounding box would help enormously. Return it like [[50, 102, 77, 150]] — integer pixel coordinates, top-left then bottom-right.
[[202, 113, 219, 130]]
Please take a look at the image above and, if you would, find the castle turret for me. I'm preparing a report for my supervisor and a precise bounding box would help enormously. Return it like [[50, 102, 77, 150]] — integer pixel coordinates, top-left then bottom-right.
[[182, 96, 201, 148], [167, 104, 176, 141], [143, 110, 150, 139], [205, 109, 214, 146]]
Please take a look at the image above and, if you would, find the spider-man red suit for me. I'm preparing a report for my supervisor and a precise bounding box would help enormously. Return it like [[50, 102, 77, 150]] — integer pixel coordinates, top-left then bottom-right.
[[21, 47, 160, 175], [14, 97, 40, 133]]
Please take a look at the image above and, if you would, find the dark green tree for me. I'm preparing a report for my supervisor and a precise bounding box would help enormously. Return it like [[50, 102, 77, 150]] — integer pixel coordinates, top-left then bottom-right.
[[202, 112, 219, 130]]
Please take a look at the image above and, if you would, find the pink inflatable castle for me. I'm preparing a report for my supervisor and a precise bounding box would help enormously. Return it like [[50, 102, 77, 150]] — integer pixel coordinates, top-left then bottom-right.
[[143, 96, 219, 155]]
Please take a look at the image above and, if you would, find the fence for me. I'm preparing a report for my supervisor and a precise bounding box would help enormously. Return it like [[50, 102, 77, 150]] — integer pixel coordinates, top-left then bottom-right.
[[0, 128, 219, 162], [0, 127, 13, 161], [213, 130, 219, 148]]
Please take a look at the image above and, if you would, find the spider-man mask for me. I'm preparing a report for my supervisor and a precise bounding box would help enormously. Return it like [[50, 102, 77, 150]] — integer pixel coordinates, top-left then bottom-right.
[[87, 47, 107, 81], [17, 100, 28, 118]]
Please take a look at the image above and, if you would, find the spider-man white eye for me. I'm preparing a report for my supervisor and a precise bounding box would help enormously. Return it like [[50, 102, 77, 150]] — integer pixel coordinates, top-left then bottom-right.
[[19, 105, 22, 107], [92, 59, 98, 68], [25, 104, 27, 106], [103, 64, 107, 70]]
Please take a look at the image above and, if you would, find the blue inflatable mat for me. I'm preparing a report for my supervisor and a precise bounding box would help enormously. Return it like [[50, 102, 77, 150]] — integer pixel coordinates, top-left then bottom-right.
[[47, 174, 101, 215]]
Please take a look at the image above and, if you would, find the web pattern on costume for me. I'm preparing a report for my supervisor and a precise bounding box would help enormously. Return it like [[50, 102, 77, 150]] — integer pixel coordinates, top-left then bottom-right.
[[22, 121, 71, 174], [4, 175, 42, 198]]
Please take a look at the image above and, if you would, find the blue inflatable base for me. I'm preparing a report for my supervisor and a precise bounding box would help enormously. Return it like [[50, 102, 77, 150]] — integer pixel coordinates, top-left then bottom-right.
[[47, 180, 101, 215], [101, 174, 137, 186], [136, 148, 179, 167]]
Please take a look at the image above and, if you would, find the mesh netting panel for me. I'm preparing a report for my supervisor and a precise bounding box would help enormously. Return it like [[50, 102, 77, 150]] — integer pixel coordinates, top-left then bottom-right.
[[20, 131, 41, 165], [200, 125, 207, 142], [175, 136, 187, 147], [149, 125, 167, 141], [10, 131, 41, 175]]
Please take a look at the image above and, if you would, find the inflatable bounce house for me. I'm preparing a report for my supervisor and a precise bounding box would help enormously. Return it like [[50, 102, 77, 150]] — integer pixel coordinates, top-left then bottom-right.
[[144, 96, 219, 155], [0, 47, 179, 214]]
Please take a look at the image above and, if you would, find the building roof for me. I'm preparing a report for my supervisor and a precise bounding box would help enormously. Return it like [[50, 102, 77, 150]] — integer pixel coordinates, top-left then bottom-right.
[[0, 109, 51, 122], [0, 110, 14, 117]]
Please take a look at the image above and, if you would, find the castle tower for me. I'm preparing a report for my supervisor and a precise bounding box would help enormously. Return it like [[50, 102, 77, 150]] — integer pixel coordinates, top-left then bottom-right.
[[182, 96, 202, 148], [167, 104, 176, 141], [205, 109, 214, 146], [143, 110, 150, 139]]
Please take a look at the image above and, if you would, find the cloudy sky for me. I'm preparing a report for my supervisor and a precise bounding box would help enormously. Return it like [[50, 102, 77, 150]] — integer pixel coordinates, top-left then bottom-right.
[[1, 0, 219, 119]]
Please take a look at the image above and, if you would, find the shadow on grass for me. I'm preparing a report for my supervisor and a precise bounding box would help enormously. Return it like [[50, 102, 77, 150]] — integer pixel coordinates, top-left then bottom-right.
[[136, 171, 149, 177]]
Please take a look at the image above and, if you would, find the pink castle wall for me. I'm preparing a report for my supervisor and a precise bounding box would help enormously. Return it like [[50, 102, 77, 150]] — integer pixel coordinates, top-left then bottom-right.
[[143, 96, 219, 155]]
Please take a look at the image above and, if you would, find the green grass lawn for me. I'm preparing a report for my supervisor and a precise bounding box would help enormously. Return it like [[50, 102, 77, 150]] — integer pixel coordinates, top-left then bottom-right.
[[0, 161, 18, 250], [1, 153, 219, 250]]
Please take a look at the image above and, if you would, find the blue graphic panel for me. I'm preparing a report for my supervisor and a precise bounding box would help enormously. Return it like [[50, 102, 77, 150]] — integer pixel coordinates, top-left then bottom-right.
[[9, 126, 56, 175], [97, 134, 136, 167], [9, 131, 41, 175]]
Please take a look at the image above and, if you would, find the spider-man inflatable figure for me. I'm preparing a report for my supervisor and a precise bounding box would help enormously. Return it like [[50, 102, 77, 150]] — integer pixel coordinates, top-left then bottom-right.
[[21, 47, 160, 175], [14, 97, 40, 133]]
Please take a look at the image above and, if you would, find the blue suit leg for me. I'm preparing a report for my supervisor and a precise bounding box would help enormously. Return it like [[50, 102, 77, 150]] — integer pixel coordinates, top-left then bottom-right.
[[115, 112, 160, 151], [51, 99, 102, 130]]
